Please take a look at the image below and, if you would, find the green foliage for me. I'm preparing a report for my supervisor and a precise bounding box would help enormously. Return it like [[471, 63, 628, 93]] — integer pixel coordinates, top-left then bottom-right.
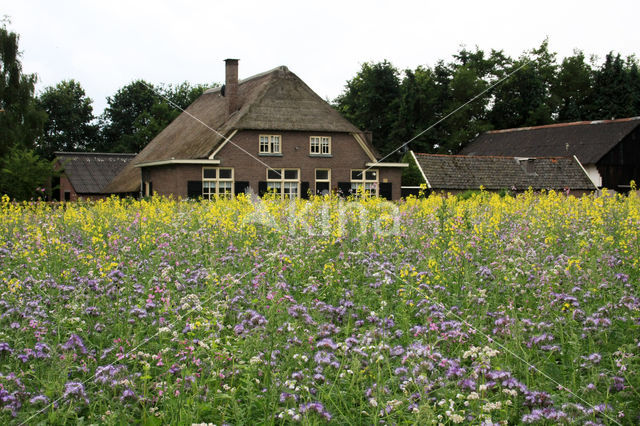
[[552, 50, 593, 121], [0, 23, 47, 156], [334, 61, 401, 156], [0, 147, 53, 200], [334, 42, 640, 157], [488, 40, 558, 129], [96, 80, 213, 153], [589, 52, 639, 120], [400, 151, 423, 186], [36, 80, 99, 159]]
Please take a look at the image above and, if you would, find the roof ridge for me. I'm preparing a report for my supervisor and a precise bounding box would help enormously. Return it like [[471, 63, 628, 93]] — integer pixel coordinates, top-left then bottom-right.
[[413, 152, 574, 160], [204, 65, 288, 94], [486, 116, 640, 134], [55, 152, 137, 157]]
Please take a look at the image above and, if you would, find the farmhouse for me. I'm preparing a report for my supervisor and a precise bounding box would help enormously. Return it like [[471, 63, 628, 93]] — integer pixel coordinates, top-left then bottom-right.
[[460, 117, 640, 190], [410, 151, 597, 194], [105, 59, 407, 199], [54, 152, 136, 201]]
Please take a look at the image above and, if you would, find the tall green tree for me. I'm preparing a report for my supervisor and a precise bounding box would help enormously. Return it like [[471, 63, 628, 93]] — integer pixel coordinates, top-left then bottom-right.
[[334, 61, 401, 156], [488, 40, 558, 129], [0, 22, 47, 156], [552, 51, 593, 121], [36, 79, 98, 159], [589, 52, 638, 119], [98, 80, 158, 152], [96, 80, 212, 153]]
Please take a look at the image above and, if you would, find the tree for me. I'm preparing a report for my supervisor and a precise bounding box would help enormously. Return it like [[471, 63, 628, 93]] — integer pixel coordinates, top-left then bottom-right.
[[97, 80, 158, 152], [96, 80, 213, 153], [0, 147, 52, 200], [334, 61, 401, 156], [36, 79, 98, 159], [589, 52, 638, 119], [488, 40, 558, 129], [552, 51, 593, 121], [0, 21, 47, 156]]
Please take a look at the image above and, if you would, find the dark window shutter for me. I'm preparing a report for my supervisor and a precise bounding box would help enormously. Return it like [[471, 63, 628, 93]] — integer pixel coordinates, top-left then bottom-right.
[[52, 176, 60, 201], [258, 181, 268, 197], [300, 181, 310, 199], [379, 182, 392, 200], [235, 181, 250, 195], [337, 182, 351, 197], [148, 181, 153, 196], [187, 180, 202, 199], [316, 182, 330, 194]]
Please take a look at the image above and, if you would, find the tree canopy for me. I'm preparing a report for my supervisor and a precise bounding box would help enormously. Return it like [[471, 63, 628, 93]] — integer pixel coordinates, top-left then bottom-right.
[[334, 43, 640, 158], [36, 79, 99, 159], [96, 80, 212, 153], [0, 23, 47, 156]]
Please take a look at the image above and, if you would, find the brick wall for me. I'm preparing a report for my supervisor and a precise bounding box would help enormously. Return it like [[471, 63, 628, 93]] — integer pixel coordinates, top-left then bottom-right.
[[140, 130, 404, 199]]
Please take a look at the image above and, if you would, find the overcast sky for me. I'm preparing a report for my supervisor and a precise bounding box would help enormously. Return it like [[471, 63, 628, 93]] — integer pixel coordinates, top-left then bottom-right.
[[5, 0, 640, 115]]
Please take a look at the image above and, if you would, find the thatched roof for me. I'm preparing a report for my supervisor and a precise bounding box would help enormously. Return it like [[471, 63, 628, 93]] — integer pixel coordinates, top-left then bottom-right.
[[412, 152, 597, 191], [460, 117, 640, 164], [106, 66, 369, 193], [55, 152, 136, 194]]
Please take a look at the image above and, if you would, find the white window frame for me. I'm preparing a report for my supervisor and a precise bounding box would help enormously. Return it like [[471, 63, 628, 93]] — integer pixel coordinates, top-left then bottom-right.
[[315, 168, 331, 194], [202, 167, 234, 199], [259, 134, 282, 154], [310, 136, 331, 155], [350, 169, 378, 196], [266, 168, 300, 199]]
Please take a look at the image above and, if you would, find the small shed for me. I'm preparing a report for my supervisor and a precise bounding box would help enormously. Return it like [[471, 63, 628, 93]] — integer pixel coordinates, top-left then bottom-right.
[[54, 152, 136, 201], [410, 152, 597, 194]]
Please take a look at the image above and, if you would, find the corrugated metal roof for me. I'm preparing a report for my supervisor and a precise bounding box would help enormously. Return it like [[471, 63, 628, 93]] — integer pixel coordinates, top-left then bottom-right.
[[412, 153, 596, 191], [461, 117, 640, 164], [55, 152, 136, 194]]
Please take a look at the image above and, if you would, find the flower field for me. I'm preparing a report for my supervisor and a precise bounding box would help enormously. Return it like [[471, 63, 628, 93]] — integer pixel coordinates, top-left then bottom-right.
[[0, 191, 639, 424]]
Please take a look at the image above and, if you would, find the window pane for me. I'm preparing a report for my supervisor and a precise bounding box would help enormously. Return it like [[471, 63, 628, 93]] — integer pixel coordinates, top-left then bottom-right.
[[268, 169, 281, 180], [316, 182, 330, 193], [365, 170, 377, 180], [203, 168, 216, 179], [219, 168, 232, 179], [351, 170, 362, 180], [271, 135, 280, 153], [315, 169, 329, 180], [284, 169, 298, 180]]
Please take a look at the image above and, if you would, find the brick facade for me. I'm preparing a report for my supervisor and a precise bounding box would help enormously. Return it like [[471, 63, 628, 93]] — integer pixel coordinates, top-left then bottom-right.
[[141, 130, 403, 199]]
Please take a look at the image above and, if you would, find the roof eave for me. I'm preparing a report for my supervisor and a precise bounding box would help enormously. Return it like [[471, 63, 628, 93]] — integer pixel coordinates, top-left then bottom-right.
[[134, 159, 221, 168]]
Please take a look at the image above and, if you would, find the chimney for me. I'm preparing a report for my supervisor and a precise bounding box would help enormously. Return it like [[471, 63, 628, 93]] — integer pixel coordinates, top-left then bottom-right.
[[224, 59, 239, 115]]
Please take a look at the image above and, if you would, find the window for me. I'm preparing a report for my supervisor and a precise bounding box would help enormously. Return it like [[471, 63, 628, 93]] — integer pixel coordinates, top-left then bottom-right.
[[350, 169, 378, 196], [267, 168, 299, 199], [202, 167, 234, 199], [315, 168, 331, 194], [310, 136, 331, 155], [259, 134, 281, 154]]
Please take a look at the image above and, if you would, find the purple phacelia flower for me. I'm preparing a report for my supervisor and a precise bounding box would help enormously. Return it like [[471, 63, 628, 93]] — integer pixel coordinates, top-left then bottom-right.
[[120, 388, 137, 402], [316, 338, 338, 350], [29, 394, 49, 405], [0, 342, 12, 354], [61, 334, 87, 354], [63, 381, 89, 404]]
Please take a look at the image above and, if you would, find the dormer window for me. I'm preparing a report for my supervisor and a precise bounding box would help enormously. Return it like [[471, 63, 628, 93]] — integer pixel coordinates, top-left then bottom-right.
[[259, 135, 281, 154], [310, 136, 331, 155]]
